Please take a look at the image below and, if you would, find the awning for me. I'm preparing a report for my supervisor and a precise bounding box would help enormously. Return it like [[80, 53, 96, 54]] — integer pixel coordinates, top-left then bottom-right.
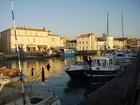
[[15, 44, 24, 47], [38, 45, 47, 48], [27, 44, 36, 47]]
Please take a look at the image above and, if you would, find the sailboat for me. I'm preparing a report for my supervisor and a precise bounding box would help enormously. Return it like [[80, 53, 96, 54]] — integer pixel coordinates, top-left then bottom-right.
[[0, 0, 61, 105], [114, 12, 132, 69], [85, 13, 121, 85]]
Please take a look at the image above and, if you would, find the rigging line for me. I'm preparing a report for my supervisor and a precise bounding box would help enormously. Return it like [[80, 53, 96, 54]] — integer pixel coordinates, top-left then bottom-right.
[[10, 0, 26, 104], [0, 56, 8, 68], [15, 0, 27, 30], [26, 71, 42, 90], [25, 67, 42, 87], [25, 65, 48, 90]]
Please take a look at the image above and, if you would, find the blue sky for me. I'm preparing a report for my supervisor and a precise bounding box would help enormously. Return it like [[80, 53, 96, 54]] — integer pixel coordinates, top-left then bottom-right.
[[0, 0, 140, 40]]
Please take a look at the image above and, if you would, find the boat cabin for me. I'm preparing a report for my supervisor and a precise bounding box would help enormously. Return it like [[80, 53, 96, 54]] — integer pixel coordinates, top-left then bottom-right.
[[92, 56, 113, 67]]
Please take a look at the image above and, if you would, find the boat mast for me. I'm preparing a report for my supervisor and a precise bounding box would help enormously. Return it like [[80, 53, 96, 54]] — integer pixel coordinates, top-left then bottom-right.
[[10, 0, 26, 104], [121, 12, 125, 50], [106, 13, 109, 50]]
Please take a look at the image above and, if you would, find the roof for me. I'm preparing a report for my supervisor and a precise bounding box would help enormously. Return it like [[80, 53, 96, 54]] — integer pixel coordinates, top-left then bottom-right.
[[114, 37, 128, 41], [96, 38, 105, 41], [64, 40, 76, 44], [77, 34, 90, 38]]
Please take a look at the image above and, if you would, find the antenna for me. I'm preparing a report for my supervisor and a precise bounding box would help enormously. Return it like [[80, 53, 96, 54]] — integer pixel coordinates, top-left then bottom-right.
[[10, 0, 26, 104]]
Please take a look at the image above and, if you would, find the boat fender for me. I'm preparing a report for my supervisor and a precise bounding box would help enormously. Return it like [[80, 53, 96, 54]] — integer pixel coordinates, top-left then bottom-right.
[[46, 63, 50, 71], [31, 68, 34, 76], [42, 67, 45, 82]]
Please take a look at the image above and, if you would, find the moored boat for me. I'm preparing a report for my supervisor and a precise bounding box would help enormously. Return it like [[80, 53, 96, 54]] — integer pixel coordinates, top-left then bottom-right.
[[64, 61, 90, 79], [85, 55, 121, 85], [0, 0, 62, 104], [0, 74, 61, 105], [59, 48, 75, 57], [0, 67, 20, 76]]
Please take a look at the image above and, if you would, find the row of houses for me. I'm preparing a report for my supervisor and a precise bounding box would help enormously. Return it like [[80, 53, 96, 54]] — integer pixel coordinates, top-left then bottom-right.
[[62, 32, 140, 51], [0, 27, 140, 53]]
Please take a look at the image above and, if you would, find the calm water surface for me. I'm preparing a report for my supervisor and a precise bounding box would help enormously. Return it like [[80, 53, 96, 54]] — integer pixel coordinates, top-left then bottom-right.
[[1, 55, 101, 105]]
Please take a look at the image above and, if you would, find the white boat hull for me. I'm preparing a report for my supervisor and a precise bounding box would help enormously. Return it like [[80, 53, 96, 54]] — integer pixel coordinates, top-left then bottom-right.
[[0, 91, 61, 105]]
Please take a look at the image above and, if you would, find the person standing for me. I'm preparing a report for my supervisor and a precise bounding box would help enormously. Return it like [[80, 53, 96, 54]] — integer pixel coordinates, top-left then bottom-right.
[[88, 57, 92, 66], [83, 54, 88, 63]]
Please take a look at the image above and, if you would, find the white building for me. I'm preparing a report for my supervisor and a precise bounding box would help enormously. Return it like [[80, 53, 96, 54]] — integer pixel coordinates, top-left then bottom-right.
[[106, 36, 114, 50], [94, 38, 106, 50], [76, 33, 95, 51], [0, 27, 65, 53]]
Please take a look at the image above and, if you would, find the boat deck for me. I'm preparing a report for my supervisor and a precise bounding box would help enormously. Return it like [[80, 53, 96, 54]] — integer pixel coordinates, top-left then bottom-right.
[[77, 52, 140, 105]]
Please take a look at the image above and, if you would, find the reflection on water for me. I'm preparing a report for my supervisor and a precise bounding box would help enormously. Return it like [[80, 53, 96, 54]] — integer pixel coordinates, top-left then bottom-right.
[[0, 55, 100, 105]]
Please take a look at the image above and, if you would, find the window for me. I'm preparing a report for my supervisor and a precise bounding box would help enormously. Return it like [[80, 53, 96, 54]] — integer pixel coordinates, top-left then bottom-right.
[[28, 38, 30, 43], [33, 38, 35, 43], [52, 38, 55, 41]]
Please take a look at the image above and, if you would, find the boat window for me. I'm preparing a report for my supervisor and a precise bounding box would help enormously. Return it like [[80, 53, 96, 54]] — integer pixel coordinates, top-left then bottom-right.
[[117, 54, 124, 57], [106, 60, 109, 66], [97, 60, 101, 66], [108, 58, 112, 65], [93, 60, 96, 65], [79, 62, 85, 65], [102, 60, 106, 67], [110, 59, 112, 64], [73, 62, 78, 65]]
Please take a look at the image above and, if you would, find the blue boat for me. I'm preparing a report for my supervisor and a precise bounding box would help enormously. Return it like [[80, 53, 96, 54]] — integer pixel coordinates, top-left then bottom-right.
[[59, 48, 75, 57]]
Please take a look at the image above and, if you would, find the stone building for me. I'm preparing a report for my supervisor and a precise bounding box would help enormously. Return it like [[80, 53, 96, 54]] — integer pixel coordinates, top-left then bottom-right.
[[94, 38, 106, 50], [76, 33, 95, 51], [0, 27, 65, 53], [64, 40, 76, 49]]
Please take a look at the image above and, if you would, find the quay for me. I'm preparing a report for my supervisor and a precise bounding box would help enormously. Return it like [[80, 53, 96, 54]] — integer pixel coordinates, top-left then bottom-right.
[[77, 52, 140, 105]]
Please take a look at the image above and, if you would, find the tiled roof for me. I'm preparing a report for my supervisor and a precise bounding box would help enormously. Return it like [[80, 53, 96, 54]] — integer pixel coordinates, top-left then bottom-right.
[[96, 38, 105, 41], [114, 37, 128, 41], [77, 34, 90, 38], [64, 40, 76, 44]]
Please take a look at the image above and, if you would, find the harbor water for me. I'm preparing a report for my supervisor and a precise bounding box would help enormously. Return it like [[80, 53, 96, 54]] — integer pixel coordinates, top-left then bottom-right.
[[0, 55, 101, 105]]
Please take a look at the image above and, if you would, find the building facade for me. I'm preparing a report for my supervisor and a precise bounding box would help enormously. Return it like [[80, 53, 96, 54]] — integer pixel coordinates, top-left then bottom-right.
[[76, 33, 95, 51], [94, 38, 106, 50], [0, 27, 65, 53], [64, 40, 76, 49]]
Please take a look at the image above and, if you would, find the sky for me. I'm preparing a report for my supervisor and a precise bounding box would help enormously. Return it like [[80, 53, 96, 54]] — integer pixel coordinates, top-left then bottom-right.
[[0, 0, 140, 40]]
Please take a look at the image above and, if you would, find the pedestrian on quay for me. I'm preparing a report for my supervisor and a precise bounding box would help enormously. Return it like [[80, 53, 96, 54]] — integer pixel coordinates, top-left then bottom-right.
[[83, 54, 88, 63], [88, 57, 92, 66]]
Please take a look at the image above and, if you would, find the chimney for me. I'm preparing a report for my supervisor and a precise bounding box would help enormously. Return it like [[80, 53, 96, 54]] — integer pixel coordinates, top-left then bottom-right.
[[43, 27, 45, 31]]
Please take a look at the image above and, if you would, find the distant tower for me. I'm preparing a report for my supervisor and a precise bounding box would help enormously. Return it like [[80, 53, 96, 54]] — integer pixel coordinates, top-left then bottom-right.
[[102, 33, 106, 41]]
